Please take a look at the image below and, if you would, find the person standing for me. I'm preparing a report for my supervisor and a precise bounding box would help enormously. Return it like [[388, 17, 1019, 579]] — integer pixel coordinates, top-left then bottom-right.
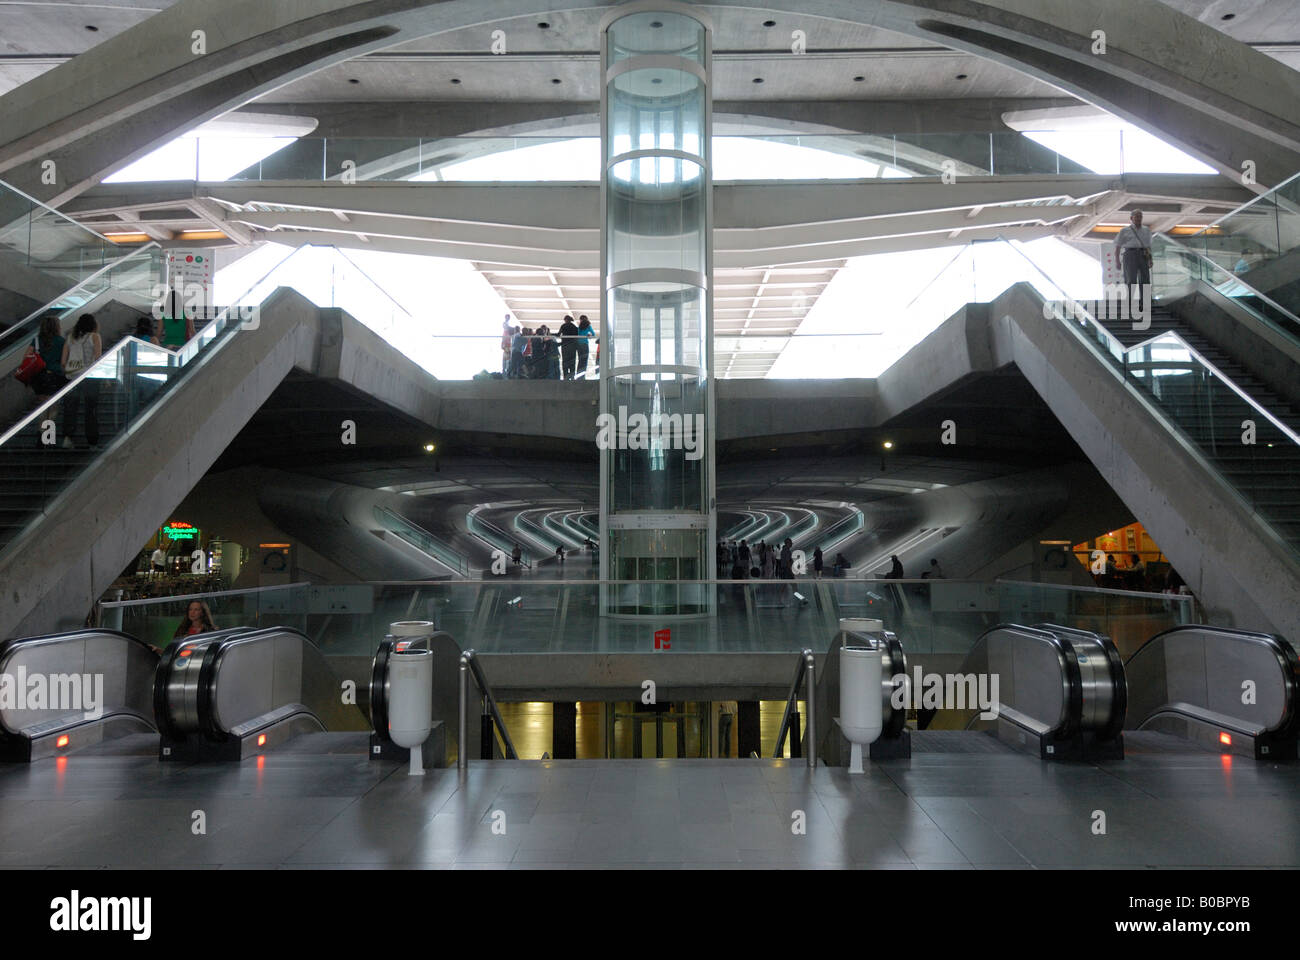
[[172, 600, 217, 641], [1113, 209, 1153, 308], [886, 555, 904, 579], [813, 546, 824, 579], [575, 316, 595, 378], [28, 312, 67, 410], [558, 315, 579, 380], [60, 314, 103, 450], [780, 538, 794, 579], [501, 316, 516, 375], [159, 289, 195, 350]]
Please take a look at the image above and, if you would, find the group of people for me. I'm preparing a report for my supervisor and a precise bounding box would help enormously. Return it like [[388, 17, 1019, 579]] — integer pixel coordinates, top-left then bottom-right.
[[718, 538, 803, 579], [501, 314, 596, 380], [22, 312, 105, 449]]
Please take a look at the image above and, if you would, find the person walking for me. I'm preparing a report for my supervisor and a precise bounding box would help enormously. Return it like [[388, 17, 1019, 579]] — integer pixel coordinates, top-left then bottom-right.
[[559, 315, 579, 380], [1114, 209, 1153, 309], [576, 316, 595, 378], [60, 314, 103, 450]]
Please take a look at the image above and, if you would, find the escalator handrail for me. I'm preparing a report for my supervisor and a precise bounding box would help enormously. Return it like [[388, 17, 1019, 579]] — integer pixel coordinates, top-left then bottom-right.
[[1125, 624, 1300, 739], [1034, 623, 1128, 740], [880, 631, 908, 739], [965, 622, 1083, 739], [153, 627, 253, 741], [203, 626, 329, 739]]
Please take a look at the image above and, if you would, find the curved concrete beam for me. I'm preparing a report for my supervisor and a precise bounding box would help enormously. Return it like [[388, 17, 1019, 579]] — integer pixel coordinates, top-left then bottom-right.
[[2, 0, 1296, 210]]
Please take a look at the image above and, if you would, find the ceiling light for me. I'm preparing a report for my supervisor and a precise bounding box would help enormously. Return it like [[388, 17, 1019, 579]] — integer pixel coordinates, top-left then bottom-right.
[[450, 78, 461, 84], [763, 19, 776, 27], [423, 443, 436, 453], [551, 78, 562, 84], [650, 20, 663, 28], [882, 441, 893, 450], [752, 77, 764, 84], [348, 78, 360, 84], [85, 25, 99, 32], [1220, 13, 1235, 20], [853, 76, 865, 82], [538, 21, 550, 28], [955, 73, 968, 80]]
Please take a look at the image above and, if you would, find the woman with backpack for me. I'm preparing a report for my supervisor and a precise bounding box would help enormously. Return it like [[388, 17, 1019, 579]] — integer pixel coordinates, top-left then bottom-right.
[[28, 312, 68, 408], [60, 313, 103, 450]]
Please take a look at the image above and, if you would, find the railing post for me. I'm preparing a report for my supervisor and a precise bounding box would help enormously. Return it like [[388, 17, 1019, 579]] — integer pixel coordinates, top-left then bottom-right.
[[805, 650, 816, 769], [458, 652, 469, 773]]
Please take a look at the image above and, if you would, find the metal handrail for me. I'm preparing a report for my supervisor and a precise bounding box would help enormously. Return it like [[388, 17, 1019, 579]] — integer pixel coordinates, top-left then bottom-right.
[[773, 647, 816, 767], [458, 648, 517, 771]]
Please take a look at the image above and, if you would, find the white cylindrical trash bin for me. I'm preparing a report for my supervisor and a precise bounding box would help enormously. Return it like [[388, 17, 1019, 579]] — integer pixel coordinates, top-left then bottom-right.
[[840, 643, 883, 774], [389, 620, 435, 650], [388, 648, 434, 775]]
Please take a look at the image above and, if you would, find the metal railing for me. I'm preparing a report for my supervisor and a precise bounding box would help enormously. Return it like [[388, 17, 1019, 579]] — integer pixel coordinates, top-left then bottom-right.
[[773, 647, 816, 767], [458, 648, 517, 771]]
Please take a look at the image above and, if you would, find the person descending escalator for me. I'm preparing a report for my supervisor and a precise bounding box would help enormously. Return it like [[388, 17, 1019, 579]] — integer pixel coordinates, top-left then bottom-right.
[[885, 555, 904, 579]]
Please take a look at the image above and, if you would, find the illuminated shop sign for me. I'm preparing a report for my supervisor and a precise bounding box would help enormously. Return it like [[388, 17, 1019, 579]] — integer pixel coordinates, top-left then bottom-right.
[[162, 522, 200, 541]]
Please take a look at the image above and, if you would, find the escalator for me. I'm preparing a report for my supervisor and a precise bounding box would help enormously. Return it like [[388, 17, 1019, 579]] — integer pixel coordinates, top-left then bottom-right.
[[924, 622, 1128, 760], [154, 626, 365, 761], [0, 627, 161, 760], [1124, 624, 1299, 760]]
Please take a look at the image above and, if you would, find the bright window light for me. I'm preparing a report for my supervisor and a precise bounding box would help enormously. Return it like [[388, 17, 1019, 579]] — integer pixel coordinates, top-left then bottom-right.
[[105, 135, 298, 183]]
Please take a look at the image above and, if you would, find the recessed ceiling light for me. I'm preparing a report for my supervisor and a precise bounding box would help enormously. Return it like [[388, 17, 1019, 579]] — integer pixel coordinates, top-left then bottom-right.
[[651, 77, 663, 84], [853, 75, 865, 82], [752, 77, 764, 83], [650, 20, 663, 28], [551, 78, 562, 84], [1220, 12, 1236, 20], [538, 21, 550, 28], [85, 24, 99, 32], [763, 19, 776, 27], [450, 78, 461, 84], [348, 78, 360, 84], [955, 73, 968, 80]]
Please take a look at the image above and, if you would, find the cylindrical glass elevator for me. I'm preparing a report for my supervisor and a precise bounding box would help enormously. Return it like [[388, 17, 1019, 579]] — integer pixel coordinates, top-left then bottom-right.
[[599, 3, 715, 617]]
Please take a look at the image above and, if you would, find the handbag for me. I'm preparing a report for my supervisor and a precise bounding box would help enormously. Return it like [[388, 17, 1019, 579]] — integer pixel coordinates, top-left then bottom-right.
[[14, 342, 45, 385]]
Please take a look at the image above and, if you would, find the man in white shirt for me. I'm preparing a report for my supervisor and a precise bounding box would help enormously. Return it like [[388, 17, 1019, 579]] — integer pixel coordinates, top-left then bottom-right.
[[150, 546, 166, 575], [1113, 209, 1153, 299]]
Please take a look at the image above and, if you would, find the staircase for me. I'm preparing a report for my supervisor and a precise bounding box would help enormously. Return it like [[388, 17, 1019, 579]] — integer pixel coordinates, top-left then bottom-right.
[[1095, 305, 1300, 555]]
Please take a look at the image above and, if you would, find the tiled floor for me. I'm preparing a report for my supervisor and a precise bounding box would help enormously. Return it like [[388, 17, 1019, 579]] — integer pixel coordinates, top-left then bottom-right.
[[1, 731, 1297, 869]]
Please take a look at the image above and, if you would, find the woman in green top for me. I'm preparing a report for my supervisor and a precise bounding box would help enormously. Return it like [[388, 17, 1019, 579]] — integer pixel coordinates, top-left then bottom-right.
[[160, 289, 195, 349]]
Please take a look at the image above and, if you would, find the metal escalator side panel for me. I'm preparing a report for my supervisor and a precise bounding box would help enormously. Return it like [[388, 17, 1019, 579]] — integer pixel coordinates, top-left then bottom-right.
[[1125, 625, 1299, 738], [0, 629, 159, 743], [153, 628, 254, 740], [984, 625, 1073, 738], [1035, 624, 1127, 738], [205, 627, 364, 739]]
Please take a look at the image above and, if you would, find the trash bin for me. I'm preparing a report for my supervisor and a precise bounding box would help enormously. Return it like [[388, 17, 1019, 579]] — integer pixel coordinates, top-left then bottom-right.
[[387, 645, 434, 776], [840, 642, 883, 774]]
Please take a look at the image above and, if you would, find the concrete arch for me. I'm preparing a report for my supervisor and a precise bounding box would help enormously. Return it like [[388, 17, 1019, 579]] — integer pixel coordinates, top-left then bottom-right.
[[1, 0, 1297, 207]]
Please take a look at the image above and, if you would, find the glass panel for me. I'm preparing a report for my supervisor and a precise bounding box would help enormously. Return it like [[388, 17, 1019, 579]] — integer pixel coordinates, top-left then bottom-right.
[[98, 578, 1194, 658]]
